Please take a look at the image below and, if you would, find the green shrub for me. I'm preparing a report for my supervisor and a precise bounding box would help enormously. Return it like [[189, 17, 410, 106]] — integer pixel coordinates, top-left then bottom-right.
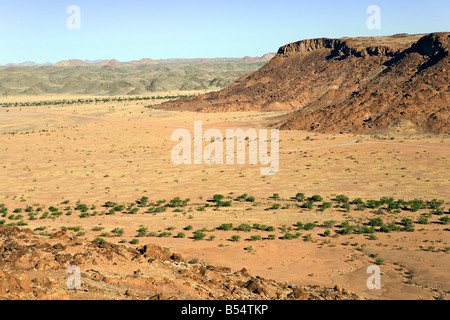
[[440, 216, 450, 225], [319, 202, 332, 211], [79, 212, 90, 218], [158, 232, 172, 238], [268, 234, 276, 240], [427, 199, 444, 210], [303, 223, 317, 230], [366, 200, 382, 208], [235, 194, 248, 201], [323, 220, 336, 228], [339, 222, 355, 235], [104, 201, 116, 208], [193, 231, 207, 240], [294, 193, 305, 202], [368, 234, 378, 240], [137, 226, 148, 237], [282, 233, 299, 240], [342, 203, 351, 212], [184, 225, 193, 231], [75, 204, 89, 212], [401, 218, 415, 232], [302, 202, 314, 210], [249, 235, 262, 241], [136, 196, 149, 207], [409, 199, 425, 212], [369, 218, 384, 227], [130, 239, 139, 245], [230, 235, 241, 242], [111, 228, 124, 236], [417, 216, 429, 224], [307, 195, 323, 202], [234, 224, 252, 232], [93, 237, 105, 244], [335, 195, 349, 204], [218, 223, 233, 231], [267, 203, 281, 210], [357, 226, 375, 234], [176, 232, 186, 238], [167, 197, 190, 208]]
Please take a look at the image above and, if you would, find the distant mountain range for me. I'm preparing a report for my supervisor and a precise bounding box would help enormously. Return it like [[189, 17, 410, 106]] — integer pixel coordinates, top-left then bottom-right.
[[0, 54, 275, 96], [3, 54, 275, 68]]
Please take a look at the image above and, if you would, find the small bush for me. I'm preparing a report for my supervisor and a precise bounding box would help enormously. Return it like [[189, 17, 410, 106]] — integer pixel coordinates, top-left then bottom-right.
[[93, 237, 105, 244], [75, 204, 89, 212], [440, 216, 450, 225], [369, 218, 384, 227], [218, 223, 233, 231], [319, 202, 332, 211], [303, 223, 317, 230], [193, 231, 207, 240], [230, 235, 241, 242], [417, 216, 429, 224], [335, 195, 349, 204], [234, 224, 252, 232], [323, 220, 336, 228], [294, 193, 305, 202], [158, 232, 172, 238], [307, 195, 323, 202]]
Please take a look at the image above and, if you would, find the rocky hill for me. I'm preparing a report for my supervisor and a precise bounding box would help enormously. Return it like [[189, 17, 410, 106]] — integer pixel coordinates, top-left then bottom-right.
[[159, 33, 449, 134], [0, 227, 361, 300]]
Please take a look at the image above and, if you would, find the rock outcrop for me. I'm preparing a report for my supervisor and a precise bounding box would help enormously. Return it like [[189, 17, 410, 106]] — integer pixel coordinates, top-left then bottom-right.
[[0, 227, 361, 300], [159, 33, 449, 134]]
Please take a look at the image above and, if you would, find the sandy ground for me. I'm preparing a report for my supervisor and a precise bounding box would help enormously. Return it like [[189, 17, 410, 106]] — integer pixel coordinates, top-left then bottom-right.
[[0, 95, 449, 300]]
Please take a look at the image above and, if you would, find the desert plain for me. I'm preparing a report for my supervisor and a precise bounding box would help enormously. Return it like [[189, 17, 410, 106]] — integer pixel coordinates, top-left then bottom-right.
[[0, 92, 449, 300]]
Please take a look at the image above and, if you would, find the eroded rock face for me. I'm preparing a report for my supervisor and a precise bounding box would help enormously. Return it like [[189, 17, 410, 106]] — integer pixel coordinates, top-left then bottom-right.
[[0, 227, 361, 300], [159, 33, 449, 134]]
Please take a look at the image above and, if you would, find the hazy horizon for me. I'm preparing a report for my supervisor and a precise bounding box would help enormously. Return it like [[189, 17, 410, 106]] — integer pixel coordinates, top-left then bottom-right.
[[1, 0, 449, 65]]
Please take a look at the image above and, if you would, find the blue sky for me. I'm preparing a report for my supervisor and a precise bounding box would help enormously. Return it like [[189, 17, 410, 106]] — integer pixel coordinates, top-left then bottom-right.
[[0, 0, 448, 64]]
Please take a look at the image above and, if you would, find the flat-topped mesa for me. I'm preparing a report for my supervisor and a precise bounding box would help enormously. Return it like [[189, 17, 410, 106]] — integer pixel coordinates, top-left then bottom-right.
[[277, 38, 345, 54], [277, 37, 399, 58]]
